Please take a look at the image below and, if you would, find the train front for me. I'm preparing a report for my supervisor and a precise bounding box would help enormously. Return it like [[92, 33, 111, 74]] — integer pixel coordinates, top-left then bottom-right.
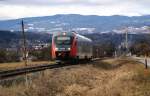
[[51, 32, 76, 61]]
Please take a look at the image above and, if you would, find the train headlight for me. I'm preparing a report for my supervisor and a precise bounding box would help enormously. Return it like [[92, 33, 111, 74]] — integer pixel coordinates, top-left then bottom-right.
[[55, 48, 58, 51], [67, 48, 71, 51]]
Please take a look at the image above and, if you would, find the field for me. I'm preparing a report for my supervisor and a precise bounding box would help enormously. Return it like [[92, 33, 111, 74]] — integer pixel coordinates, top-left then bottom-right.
[[0, 61, 53, 71], [0, 58, 150, 96]]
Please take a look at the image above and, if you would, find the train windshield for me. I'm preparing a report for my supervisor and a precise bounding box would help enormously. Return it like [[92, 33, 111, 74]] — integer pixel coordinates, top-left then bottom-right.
[[55, 36, 72, 45]]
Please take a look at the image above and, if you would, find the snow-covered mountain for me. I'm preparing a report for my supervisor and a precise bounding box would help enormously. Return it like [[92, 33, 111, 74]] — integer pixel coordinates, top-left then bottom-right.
[[0, 14, 150, 34]]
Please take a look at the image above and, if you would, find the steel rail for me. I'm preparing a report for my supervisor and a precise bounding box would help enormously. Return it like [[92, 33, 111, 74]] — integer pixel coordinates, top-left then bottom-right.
[[0, 58, 102, 80]]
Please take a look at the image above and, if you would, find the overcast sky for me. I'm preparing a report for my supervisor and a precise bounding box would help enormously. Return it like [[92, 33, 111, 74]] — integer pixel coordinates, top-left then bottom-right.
[[0, 0, 150, 20]]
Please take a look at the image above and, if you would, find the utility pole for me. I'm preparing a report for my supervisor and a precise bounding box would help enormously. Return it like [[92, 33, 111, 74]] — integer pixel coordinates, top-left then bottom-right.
[[21, 20, 29, 87], [21, 20, 27, 66], [145, 55, 148, 69], [125, 27, 128, 56]]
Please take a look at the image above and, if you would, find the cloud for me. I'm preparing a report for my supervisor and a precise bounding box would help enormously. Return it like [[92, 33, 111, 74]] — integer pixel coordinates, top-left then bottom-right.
[[0, 0, 97, 6], [0, 0, 150, 20], [1, 0, 149, 6]]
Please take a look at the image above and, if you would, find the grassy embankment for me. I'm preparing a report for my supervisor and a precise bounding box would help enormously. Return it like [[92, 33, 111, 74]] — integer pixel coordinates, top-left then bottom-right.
[[0, 58, 150, 96], [0, 61, 53, 71]]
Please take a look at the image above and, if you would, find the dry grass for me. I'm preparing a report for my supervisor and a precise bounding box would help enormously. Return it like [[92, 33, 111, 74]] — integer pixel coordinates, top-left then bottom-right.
[[0, 61, 53, 71], [0, 58, 150, 96]]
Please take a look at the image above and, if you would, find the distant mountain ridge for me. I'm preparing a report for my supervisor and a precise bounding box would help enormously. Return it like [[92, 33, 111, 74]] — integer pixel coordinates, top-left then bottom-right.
[[0, 14, 150, 34]]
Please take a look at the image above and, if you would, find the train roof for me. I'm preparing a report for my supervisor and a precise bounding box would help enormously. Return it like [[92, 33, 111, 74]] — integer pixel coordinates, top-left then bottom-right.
[[52, 32, 75, 36], [53, 32, 92, 42], [76, 34, 92, 42]]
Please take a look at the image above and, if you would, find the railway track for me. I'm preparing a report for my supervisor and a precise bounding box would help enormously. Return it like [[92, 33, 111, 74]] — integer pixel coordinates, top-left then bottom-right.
[[0, 63, 69, 80], [0, 58, 102, 80]]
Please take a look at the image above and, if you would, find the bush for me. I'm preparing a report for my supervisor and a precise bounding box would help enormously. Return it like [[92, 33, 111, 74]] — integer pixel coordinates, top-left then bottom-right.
[[29, 47, 51, 61], [0, 49, 20, 63], [130, 41, 150, 56]]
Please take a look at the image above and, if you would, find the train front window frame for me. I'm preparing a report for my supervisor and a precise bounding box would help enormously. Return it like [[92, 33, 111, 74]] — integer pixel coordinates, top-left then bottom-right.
[[54, 36, 73, 45]]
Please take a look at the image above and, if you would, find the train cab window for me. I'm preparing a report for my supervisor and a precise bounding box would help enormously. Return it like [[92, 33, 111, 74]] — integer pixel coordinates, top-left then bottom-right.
[[55, 36, 72, 45]]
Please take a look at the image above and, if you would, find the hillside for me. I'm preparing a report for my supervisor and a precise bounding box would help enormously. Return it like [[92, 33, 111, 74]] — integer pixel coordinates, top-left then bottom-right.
[[1, 30, 150, 49], [0, 58, 150, 96], [0, 30, 51, 48], [0, 14, 150, 34]]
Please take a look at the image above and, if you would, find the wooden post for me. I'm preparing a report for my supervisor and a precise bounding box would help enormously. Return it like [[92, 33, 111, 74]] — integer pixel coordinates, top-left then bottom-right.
[[21, 20, 27, 66], [145, 55, 148, 69], [96, 48, 98, 58], [21, 20, 29, 87], [125, 27, 128, 56]]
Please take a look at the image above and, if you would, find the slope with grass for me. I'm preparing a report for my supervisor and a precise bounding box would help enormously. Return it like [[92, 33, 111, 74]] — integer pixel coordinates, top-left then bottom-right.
[[0, 58, 150, 96], [0, 61, 53, 71]]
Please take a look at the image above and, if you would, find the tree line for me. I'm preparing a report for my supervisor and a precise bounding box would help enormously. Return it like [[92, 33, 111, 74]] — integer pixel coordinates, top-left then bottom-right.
[[130, 40, 150, 56], [0, 46, 51, 63], [0, 40, 150, 63]]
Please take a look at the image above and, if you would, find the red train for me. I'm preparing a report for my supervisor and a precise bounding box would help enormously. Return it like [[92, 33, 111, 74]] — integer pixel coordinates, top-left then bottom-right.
[[51, 32, 93, 62]]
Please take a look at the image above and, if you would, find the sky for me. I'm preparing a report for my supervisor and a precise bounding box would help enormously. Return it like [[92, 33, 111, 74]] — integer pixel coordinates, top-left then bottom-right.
[[0, 0, 150, 20]]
